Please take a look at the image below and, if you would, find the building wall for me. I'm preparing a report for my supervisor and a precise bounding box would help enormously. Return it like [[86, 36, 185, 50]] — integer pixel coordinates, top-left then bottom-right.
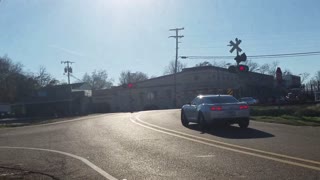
[[283, 75, 301, 88], [93, 66, 274, 112], [14, 83, 93, 117]]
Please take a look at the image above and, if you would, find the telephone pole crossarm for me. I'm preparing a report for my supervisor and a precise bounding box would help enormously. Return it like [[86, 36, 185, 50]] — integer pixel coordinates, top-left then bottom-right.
[[61, 61, 75, 85]]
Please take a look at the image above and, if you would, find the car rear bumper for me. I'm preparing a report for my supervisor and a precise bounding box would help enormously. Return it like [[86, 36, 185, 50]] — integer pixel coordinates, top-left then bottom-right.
[[204, 110, 249, 122], [207, 117, 249, 125]]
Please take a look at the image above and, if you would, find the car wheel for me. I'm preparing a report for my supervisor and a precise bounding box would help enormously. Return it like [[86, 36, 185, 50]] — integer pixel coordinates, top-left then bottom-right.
[[239, 118, 249, 129], [181, 111, 189, 127], [198, 113, 207, 130]]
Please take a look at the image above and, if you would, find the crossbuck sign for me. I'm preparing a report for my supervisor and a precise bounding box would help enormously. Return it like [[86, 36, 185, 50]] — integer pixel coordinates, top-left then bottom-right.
[[228, 38, 242, 54]]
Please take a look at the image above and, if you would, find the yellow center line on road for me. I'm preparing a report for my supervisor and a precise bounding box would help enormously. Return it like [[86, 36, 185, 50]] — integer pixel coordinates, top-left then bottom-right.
[[130, 114, 320, 171]]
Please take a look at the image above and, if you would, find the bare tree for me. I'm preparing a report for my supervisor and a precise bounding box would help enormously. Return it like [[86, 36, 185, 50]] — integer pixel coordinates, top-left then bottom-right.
[[195, 61, 212, 67], [163, 60, 187, 75], [243, 60, 259, 72], [212, 60, 229, 68], [257, 61, 279, 76], [82, 69, 113, 90], [258, 63, 269, 74], [267, 61, 279, 76], [119, 70, 148, 85], [314, 70, 320, 81], [300, 72, 310, 84], [283, 68, 292, 76], [0, 56, 37, 102], [34, 66, 59, 87], [307, 70, 320, 90]]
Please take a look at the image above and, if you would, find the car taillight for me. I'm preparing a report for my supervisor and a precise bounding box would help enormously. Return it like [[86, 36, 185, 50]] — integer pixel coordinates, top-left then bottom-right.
[[240, 105, 249, 110], [211, 106, 222, 111]]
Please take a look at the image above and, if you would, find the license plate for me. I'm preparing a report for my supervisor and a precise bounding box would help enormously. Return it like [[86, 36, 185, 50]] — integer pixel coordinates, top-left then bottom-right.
[[228, 111, 236, 116]]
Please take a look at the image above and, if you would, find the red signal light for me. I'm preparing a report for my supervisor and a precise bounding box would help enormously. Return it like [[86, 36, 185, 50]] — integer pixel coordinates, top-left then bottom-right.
[[237, 65, 248, 72], [128, 83, 133, 88]]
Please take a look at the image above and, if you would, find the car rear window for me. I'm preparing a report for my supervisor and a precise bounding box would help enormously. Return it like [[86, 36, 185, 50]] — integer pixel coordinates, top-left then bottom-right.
[[205, 96, 239, 103], [241, 97, 252, 101]]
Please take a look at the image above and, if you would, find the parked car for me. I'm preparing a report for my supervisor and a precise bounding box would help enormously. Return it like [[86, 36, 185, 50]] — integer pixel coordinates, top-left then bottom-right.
[[181, 95, 250, 129], [239, 97, 258, 105]]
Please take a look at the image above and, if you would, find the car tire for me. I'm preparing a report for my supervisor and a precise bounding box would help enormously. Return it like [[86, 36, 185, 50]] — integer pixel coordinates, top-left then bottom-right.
[[239, 118, 249, 129], [198, 113, 207, 130], [181, 111, 189, 127]]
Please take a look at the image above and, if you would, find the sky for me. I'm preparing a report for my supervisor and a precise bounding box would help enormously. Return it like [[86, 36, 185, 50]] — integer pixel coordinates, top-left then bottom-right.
[[0, 0, 319, 84]]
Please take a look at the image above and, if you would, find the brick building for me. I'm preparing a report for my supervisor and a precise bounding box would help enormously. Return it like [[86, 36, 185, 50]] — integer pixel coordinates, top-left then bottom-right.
[[93, 66, 274, 112]]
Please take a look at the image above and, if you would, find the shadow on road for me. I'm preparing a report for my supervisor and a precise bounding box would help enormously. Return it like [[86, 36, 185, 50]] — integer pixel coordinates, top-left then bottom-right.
[[0, 165, 59, 180], [187, 124, 274, 139]]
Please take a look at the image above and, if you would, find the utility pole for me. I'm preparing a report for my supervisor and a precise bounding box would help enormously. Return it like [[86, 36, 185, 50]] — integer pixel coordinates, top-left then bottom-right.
[[61, 61, 75, 115], [169, 27, 184, 108], [61, 61, 74, 85]]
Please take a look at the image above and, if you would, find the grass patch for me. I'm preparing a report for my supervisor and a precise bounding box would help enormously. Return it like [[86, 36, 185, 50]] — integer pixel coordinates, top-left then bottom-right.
[[251, 105, 320, 116], [250, 104, 320, 126], [251, 115, 320, 126], [0, 115, 86, 128], [0, 125, 24, 128]]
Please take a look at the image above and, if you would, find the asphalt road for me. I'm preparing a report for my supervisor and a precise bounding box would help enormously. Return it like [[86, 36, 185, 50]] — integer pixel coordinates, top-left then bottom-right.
[[0, 109, 319, 179]]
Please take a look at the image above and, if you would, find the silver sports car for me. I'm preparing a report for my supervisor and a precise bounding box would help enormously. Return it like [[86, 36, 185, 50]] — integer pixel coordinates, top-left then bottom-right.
[[181, 95, 250, 129]]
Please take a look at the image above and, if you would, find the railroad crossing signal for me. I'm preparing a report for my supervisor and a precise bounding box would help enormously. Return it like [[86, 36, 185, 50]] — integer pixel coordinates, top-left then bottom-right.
[[228, 65, 249, 73], [234, 53, 247, 64], [228, 38, 242, 54], [238, 65, 249, 72], [128, 83, 134, 88], [228, 38, 247, 66]]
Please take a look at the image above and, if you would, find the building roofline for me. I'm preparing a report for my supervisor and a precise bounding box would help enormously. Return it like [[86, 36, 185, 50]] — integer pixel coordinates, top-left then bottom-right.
[[182, 66, 228, 72], [109, 65, 274, 90], [115, 66, 230, 86], [40, 82, 87, 90]]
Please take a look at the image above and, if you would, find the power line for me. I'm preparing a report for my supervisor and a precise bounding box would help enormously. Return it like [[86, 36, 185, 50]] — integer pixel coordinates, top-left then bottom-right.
[[70, 74, 82, 82], [249, 51, 320, 58], [181, 51, 320, 60]]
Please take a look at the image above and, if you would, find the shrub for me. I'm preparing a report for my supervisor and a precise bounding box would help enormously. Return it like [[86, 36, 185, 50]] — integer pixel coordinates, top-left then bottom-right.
[[294, 106, 320, 117], [251, 108, 294, 116], [251, 105, 320, 117]]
